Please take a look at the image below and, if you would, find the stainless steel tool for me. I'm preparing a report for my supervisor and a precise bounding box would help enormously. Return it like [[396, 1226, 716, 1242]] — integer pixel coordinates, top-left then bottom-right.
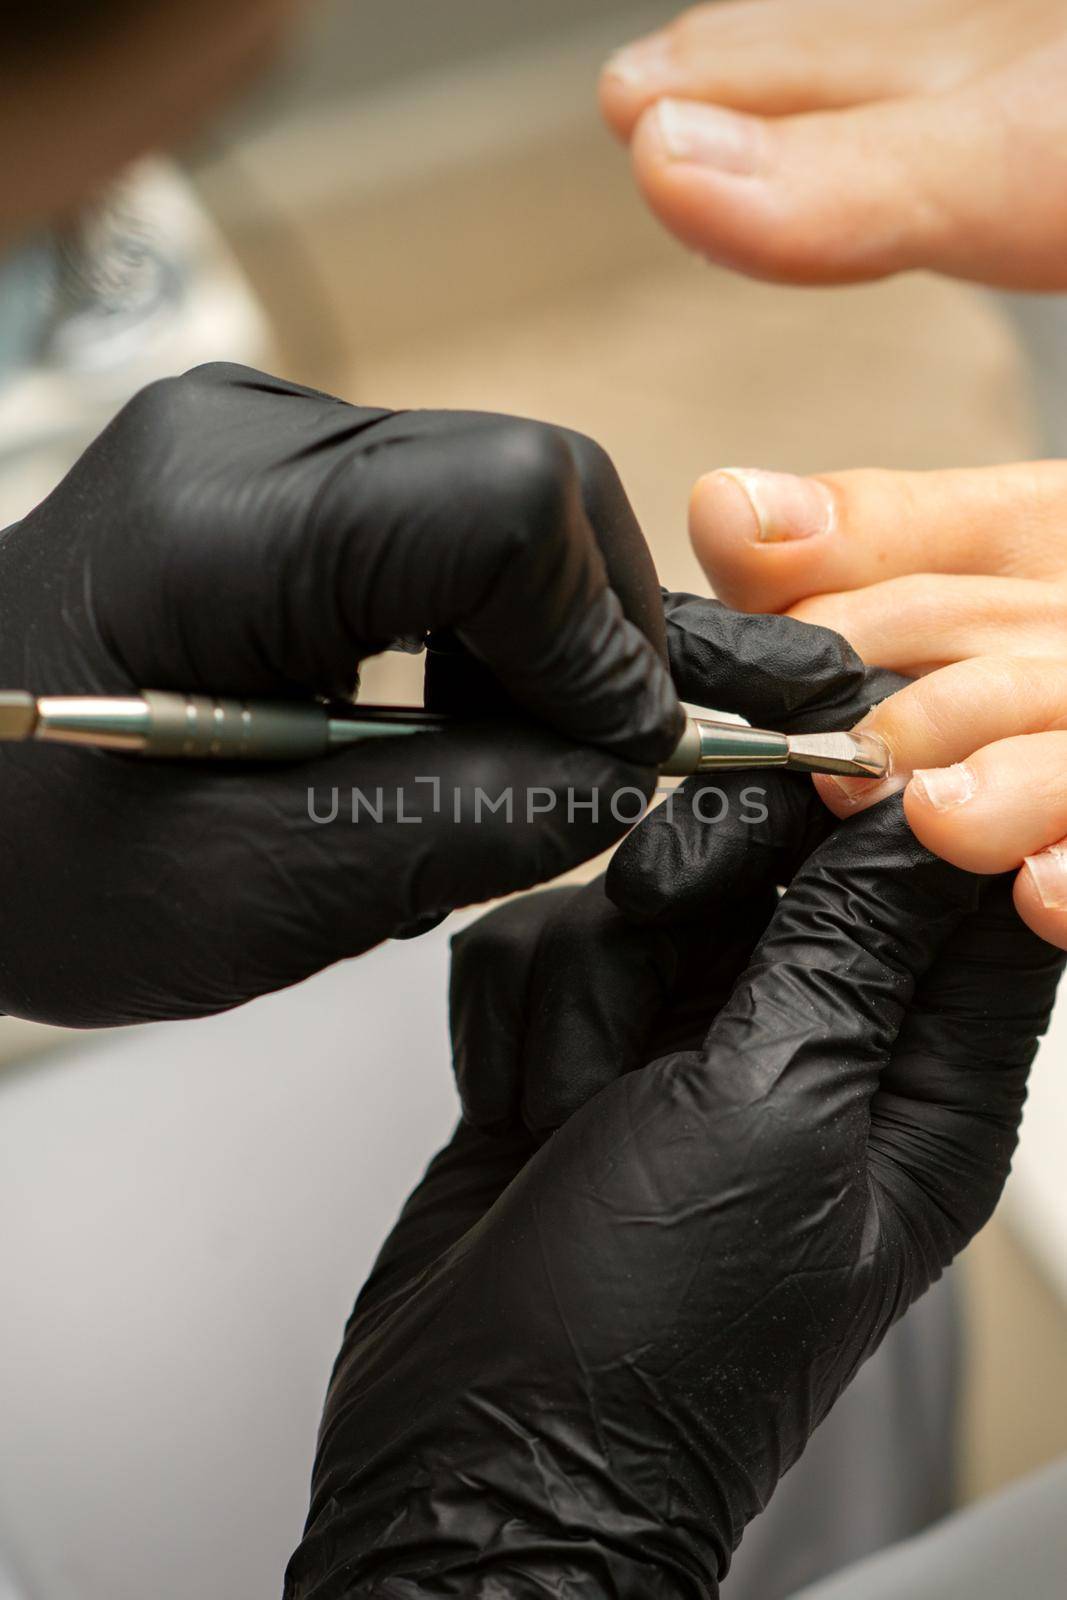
[[0, 690, 891, 780]]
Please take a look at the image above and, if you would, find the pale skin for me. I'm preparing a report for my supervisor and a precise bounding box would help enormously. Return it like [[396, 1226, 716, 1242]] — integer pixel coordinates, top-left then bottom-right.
[[685, 461, 1067, 951], [600, 0, 1067, 288]]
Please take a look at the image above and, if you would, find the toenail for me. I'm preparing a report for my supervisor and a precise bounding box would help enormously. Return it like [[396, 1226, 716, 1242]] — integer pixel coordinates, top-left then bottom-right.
[[714, 468, 836, 542], [653, 99, 763, 175], [604, 36, 675, 87], [1024, 845, 1067, 911], [911, 764, 977, 813]]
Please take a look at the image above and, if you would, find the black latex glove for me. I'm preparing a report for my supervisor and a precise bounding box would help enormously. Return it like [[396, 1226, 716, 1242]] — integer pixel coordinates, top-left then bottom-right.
[[0, 363, 681, 1026], [450, 595, 908, 1138], [450, 874, 778, 1137], [286, 797, 1063, 1599], [607, 590, 907, 928]]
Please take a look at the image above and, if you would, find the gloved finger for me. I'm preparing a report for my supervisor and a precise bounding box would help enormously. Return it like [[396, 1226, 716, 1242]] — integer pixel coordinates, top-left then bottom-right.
[[870, 874, 1065, 1261], [425, 423, 669, 719], [391, 909, 450, 941], [662, 592, 906, 730], [89, 369, 681, 766], [672, 798, 979, 1196], [450, 888, 581, 1133], [271, 723, 658, 986], [607, 598, 909, 926], [355, 1121, 534, 1321], [517, 878, 681, 1136], [22, 721, 654, 1028], [518, 875, 777, 1137], [450, 880, 680, 1136], [451, 873, 777, 1139], [424, 629, 515, 719], [308, 405, 682, 763], [608, 768, 830, 925], [434, 600, 899, 935]]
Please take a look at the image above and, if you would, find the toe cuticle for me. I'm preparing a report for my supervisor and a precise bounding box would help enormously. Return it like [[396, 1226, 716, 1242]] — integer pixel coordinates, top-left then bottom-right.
[[715, 468, 835, 544], [1024, 847, 1067, 911], [911, 764, 977, 813]]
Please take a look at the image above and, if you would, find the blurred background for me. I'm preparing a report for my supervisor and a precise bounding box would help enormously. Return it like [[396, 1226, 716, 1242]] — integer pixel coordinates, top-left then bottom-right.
[[0, 3, 1065, 1598]]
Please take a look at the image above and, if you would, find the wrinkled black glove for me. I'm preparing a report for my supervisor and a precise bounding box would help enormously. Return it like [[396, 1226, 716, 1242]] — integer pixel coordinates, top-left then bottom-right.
[[0, 363, 681, 1026], [287, 815, 1062, 1599], [452, 593, 907, 1137], [606, 590, 906, 928], [450, 874, 777, 1138], [285, 610, 1063, 1599]]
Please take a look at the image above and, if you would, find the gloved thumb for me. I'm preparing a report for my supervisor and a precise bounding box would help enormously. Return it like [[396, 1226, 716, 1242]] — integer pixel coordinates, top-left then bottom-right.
[[663, 798, 979, 1207], [661, 593, 905, 730]]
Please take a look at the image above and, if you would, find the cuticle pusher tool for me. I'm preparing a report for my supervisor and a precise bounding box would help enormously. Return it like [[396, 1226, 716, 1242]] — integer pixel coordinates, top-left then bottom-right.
[[0, 690, 891, 781]]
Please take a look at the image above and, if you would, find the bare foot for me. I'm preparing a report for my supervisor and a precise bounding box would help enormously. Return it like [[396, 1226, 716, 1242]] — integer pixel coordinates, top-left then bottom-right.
[[683, 447, 1067, 949], [600, 0, 1067, 287]]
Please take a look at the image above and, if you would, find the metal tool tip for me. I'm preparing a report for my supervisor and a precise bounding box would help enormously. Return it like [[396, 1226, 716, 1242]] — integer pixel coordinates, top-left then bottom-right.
[[785, 730, 891, 780], [0, 691, 38, 742]]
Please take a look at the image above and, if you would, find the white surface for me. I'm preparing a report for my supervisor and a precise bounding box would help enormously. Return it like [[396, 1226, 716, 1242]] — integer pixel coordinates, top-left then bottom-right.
[[1005, 1013, 1067, 1301], [0, 928, 464, 1600]]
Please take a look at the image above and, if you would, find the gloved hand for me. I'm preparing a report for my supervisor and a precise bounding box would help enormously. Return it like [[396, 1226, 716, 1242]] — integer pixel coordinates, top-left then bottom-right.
[[286, 812, 1062, 1599], [285, 609, 1064, 1599], [0, 363, 681, 1026], [606, 589, 907, 927], [453, 593, 907, 1137]]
